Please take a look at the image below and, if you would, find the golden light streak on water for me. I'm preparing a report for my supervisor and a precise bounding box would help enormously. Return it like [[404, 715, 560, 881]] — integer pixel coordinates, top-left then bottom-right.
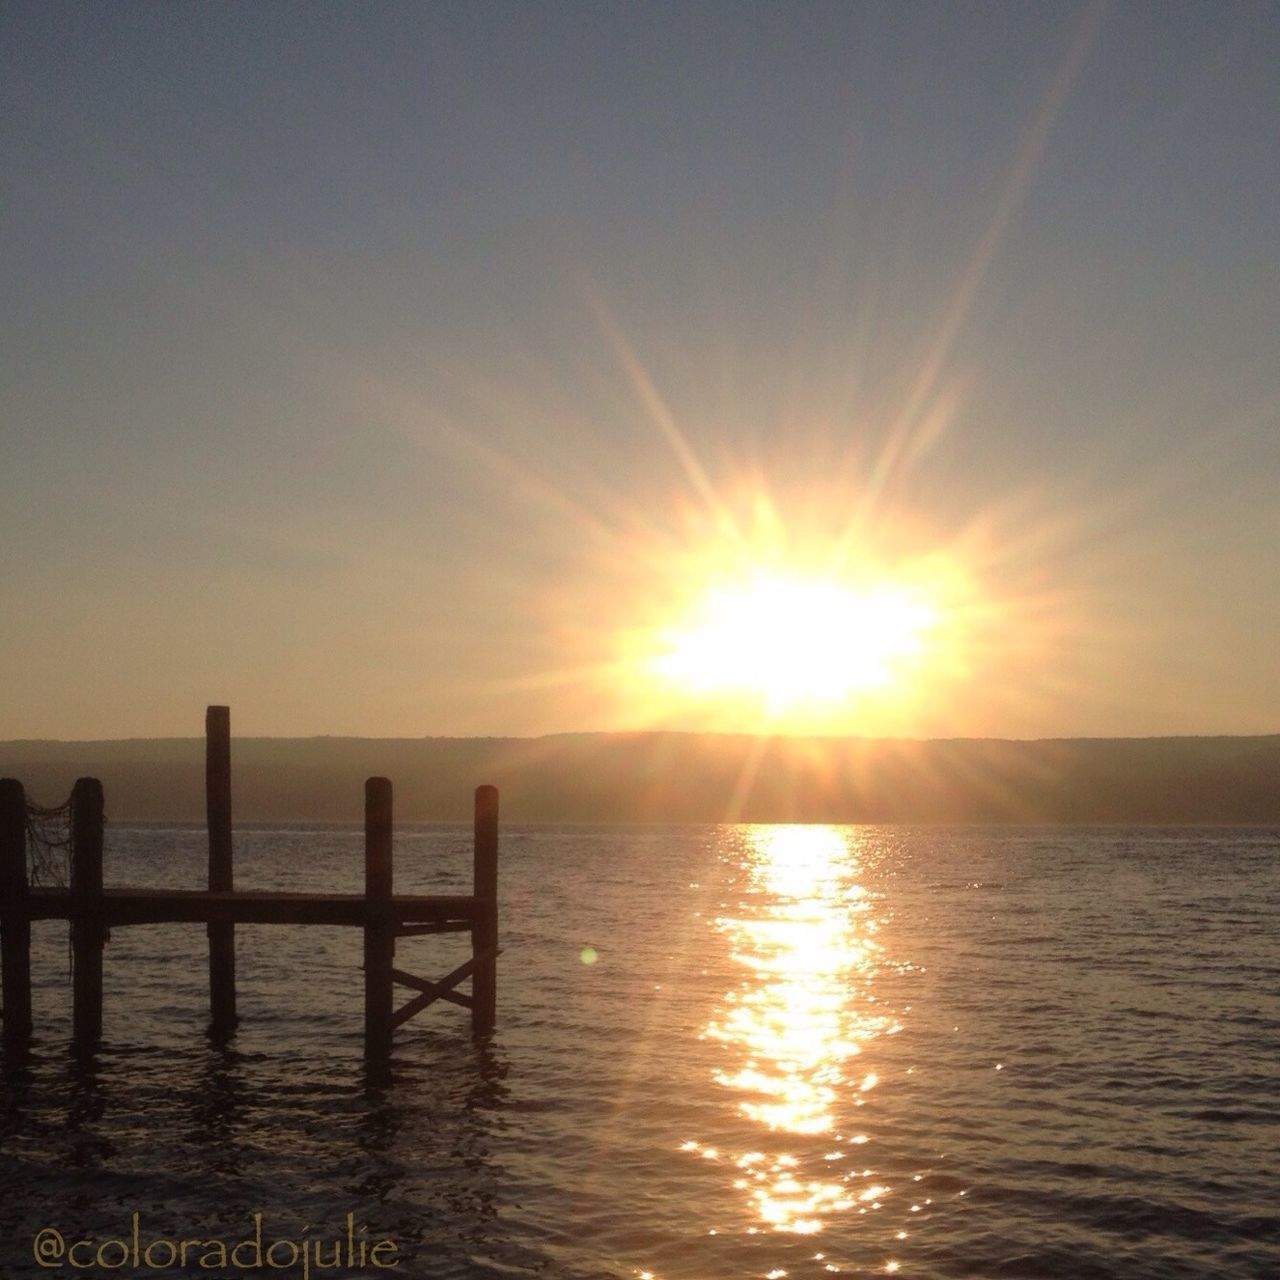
[[695, 825, 894, 1237]]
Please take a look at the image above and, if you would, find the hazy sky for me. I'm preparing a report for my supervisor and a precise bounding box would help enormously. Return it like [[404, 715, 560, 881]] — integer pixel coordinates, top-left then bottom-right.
[[3, 1, 1278, 740]]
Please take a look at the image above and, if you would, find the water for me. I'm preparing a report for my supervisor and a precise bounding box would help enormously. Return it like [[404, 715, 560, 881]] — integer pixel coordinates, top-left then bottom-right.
[[2, 824, 1278, 1279]]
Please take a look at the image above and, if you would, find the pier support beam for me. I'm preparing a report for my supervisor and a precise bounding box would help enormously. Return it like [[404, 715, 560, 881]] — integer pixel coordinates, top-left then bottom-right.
[[206, 705, 237, 1034], [364, 777, 394, 1061], [472, 785, 498, 1037], [0, 778, 32, 1047], [71, 777, 105, 1049]]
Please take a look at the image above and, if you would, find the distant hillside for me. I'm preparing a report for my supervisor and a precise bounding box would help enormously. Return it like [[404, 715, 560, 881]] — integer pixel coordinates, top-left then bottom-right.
[[2, 732, 1279, 823]]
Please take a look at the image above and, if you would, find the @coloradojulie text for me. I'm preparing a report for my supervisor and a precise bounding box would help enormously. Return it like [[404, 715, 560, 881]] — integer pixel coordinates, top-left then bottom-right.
[[31, 1213, 399, 1275]]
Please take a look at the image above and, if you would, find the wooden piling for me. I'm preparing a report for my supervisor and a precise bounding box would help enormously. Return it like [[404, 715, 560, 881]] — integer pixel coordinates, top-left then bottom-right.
[[206, 705, 237, 1031], [364, 777, 394, 1060], [71, 777, 105, 1048], [472, 784, 498, 1037], [0, 778, 32, 1046]]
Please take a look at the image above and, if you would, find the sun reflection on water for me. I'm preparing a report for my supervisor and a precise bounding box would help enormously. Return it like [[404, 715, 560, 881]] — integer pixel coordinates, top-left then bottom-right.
[[695, 825, 894, 1238]]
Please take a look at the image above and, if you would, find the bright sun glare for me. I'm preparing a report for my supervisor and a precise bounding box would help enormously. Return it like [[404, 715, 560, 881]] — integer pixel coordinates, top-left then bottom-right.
[[649, 572, 939, 716]]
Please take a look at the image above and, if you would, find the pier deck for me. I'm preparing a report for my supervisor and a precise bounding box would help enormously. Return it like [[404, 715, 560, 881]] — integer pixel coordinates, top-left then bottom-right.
[[26, 887, 486, 928]]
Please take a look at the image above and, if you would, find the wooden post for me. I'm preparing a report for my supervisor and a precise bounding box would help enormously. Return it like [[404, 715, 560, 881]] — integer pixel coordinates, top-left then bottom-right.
[[0, 779, 32, 1046], [472, 784, 498, 1037], [71, 777, 105, 1048], [206, 705, 237, 1032], [364, 777, 394, 1060]]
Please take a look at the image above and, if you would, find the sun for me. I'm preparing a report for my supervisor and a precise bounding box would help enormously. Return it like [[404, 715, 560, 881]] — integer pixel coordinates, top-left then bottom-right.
[[646, 571, 938, 719], [579, 482, 998, 736]]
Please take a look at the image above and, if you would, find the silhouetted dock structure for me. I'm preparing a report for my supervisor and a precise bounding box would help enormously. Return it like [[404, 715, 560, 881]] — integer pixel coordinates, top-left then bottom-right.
[[0, 707, 499, 1059]]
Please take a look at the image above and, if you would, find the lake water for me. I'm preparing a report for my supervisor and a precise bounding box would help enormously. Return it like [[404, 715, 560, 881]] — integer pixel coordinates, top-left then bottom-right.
[[1, 823, 1277, 1279]]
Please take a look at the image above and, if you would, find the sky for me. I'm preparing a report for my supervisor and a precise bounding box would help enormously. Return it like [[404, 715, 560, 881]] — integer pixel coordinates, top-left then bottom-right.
[[2, 1, 1278, 741]]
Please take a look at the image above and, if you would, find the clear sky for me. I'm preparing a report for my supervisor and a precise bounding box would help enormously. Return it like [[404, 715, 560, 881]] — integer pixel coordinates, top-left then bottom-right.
[[3, 1, 1277, 740]]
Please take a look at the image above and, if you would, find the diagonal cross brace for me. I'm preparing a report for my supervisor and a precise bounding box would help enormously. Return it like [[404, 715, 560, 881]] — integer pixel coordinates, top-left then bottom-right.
[[390, 947, 501, 1028]]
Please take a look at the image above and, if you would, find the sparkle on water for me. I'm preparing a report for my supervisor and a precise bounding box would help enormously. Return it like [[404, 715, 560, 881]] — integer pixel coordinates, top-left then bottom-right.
[[694, 825, 894, 1237]]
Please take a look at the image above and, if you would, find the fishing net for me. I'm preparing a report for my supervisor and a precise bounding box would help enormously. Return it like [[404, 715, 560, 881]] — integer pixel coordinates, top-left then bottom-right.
[[25, 792, 73, 889]]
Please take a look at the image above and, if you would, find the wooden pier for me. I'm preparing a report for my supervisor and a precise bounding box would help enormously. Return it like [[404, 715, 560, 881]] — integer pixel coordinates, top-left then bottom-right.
[[0, 707, 499, 1058]]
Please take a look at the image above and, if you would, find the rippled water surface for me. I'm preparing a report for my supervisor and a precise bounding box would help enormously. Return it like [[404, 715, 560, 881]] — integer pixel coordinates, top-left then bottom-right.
[[2, 823, 1278, 1279]]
